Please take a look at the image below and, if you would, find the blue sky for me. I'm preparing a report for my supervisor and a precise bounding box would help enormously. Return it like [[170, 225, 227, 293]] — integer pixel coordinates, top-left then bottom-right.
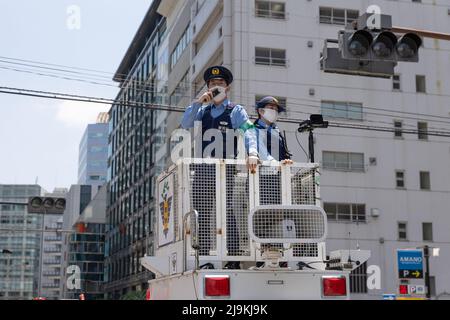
[[0, 1, 152, 192]]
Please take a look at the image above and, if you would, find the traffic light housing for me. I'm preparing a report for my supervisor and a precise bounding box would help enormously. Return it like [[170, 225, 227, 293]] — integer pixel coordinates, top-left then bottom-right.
[[27, 196, 66, 214], [322, 12, 422, 78]]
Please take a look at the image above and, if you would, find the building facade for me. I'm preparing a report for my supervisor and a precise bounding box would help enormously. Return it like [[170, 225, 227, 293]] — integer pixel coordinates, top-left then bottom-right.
[[106, 0, 450, 299], [104, 0, 167, 298], [61, 184, 95, 298], [0, 185, 43, 300], [61, 185, 107, 300], [78, 113, 109, 190]]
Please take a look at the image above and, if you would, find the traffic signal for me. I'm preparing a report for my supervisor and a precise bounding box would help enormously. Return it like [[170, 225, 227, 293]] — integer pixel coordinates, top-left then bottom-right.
[[321, 12, 422, 78], [340, 30, 421, 63], [27, 196, 66, 214]]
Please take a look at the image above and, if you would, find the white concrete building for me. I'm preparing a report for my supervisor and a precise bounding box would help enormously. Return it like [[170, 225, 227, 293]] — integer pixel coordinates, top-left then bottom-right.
[[155, 0, 450, 299]]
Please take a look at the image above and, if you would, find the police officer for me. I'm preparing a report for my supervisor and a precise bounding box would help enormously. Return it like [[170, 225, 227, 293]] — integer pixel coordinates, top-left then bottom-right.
[[254, 97, 293, 268], [181, 65, 259, 167], [254, 96, 293, 163], [181, 66, 258, 269]]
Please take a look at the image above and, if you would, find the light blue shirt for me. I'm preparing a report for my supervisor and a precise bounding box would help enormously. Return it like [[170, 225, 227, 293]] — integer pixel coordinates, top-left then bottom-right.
[[255, 119, 278, 162], [181, 99, 258, 155]]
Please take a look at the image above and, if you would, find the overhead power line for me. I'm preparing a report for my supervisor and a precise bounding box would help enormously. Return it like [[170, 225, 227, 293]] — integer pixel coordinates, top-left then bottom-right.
[[2, 85, 450, 138]]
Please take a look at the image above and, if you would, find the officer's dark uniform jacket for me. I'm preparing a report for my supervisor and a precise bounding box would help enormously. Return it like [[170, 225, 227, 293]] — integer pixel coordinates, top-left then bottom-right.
[[254, 119, 291, 161], [201, 102, 238, 159]]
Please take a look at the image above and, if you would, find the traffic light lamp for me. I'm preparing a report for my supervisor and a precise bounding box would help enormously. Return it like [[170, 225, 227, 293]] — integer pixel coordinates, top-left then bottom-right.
[[396, 33, 422, 62], [27, 196, 66, 214]]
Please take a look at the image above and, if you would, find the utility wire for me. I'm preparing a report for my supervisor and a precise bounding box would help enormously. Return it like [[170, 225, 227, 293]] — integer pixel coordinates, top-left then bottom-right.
[[2, 86, 450, 138], [0, 56, 450, 124], [2, 63, 450, 132]]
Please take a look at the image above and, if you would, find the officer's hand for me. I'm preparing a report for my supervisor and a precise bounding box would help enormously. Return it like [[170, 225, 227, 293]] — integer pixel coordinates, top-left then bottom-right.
[[247, 155, 259, 174], [197, 91, 213, 104], [281, 159, 294, 165]]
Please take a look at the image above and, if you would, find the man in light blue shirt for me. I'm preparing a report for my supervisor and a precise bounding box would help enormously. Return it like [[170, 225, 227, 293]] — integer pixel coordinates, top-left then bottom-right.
[[181, 66, 259, 171], [181, 66, 258, 270]]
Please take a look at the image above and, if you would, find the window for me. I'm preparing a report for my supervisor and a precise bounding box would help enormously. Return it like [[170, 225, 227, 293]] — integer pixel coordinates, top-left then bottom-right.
[[170, 25, 191, 69], [398, 222, 408, 240], [170, 71, 190, 106], [416, 75, 426, 93], [420, 171, 430, 190], [422, 222, 433, 241], [255, 47, 287, 66], [322, 101, 363, 120], [324, 203, 366, 222], [394, 121, 403, 138], [255, 1, 286, 19], [350, 262, 368, 293], [322, 151, 365, 172], [418, 122, 428, 140], [319, 7, 359, 25], [396, 171, 405, 188], [393, 74, 401, 90]]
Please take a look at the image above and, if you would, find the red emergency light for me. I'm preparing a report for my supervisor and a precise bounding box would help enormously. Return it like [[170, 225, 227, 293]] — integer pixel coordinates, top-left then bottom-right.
[[204, 275, 230, 297], [322, 276, 347, 297]]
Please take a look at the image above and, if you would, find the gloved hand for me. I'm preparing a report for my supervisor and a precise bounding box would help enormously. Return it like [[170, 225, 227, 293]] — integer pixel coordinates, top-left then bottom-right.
[[246, 154, 259, 174], [281, 159, 294, 165]]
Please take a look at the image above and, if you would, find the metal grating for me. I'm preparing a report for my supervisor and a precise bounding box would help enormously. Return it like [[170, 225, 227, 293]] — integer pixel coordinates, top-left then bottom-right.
[[291, 167, 317, 205], [189, 164, 216, 256], [290, 167, 319, 257], [250, 207, 326, 243], [259, 166, 282, 205], [226, 164, 250, 257], [293, 243, 319, 257]]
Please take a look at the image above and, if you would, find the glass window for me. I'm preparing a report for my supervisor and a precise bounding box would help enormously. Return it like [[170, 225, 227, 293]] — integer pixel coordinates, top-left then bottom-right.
[[255, 1, 270, 17], [319, 7, 332, 24], [394, 121, 403, 138], [335, 152, 349, 170], [422, 222, 433, 241], [324, 203, 336, 220], [420, 171, 430, 190], [393, 74, 401, 90], [255, 47, 271, 65], [347, 103, 363, 120], [333, 8, 345, 25], [271, 49, 286, 66], [271, 3, 285, 19], [416, 75, 426, 93], [398, 222, 408, 240], [322, 151, 335, 169], [337, 204, 351, 220], [346, 10, 359, 23], [396, 171, 405, 188], [321, 101, 363, 121], [418, 122, 428, 140], [350, 153, 364, 171]]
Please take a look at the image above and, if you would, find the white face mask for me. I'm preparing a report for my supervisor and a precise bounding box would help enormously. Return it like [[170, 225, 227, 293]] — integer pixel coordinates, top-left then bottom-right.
[[262, 108, 278, 123], [210, 86, 227, 104]]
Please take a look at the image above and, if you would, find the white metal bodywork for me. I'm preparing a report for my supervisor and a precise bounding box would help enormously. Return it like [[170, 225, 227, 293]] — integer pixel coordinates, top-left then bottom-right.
[[147, 269, 350, 300], [142, 158, 369, 300]]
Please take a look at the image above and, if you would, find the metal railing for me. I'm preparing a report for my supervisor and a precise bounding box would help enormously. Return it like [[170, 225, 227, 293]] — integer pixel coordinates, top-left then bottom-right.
[[183, 210, 199, 272]]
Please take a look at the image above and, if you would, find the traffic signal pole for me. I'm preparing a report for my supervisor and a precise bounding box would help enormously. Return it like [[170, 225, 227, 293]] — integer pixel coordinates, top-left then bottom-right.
[[392, 27, 450, 41], [423, 246, 431, 299]]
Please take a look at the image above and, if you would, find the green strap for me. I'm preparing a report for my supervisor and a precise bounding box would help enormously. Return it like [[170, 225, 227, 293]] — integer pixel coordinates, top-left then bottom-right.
[[240, 120, 255, 132]]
